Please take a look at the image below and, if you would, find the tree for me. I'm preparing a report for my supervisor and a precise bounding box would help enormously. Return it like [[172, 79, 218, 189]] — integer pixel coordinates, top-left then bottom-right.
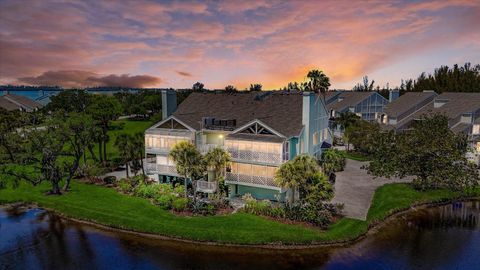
[[131, 132, 146, 176], [0, 109, 25, 163], [333, 112, 361, 151], [115, 133, 131, 179], [46, 89, 91, 113], [0, 125, 69, 194], [320, 148, 346, 178], [274, 155, 321, 204], [224, 85, 237, 93], [87, 95, 122, 164], [249, 83, 262, 91], [61, 112, 96, 191], [304, 69, 331, 95], [169, 141, 205, 198], [367, 114, 480, 191], [204, 147, 231, 183], [192, 82, 205, 92], [353, 76, 375, 91], [344, 120, 380, 154]]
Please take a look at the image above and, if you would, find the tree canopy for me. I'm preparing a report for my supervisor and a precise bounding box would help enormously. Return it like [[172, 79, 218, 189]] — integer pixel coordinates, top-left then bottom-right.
[[367, 114, 479, 191]]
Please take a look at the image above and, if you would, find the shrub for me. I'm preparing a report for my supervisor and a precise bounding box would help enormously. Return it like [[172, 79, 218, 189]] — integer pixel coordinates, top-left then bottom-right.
[[191, 201, 216, 215], [156, 194, 176, 210], [117, 178, 133, 193], [172, 198, 189, 212], [103, 176, 116, 185], [173, 184, 185, 197], [134, 183, 173, 199]]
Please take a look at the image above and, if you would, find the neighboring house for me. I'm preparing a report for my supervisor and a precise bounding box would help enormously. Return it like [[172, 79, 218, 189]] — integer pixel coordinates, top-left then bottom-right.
[[381, 91, 438, 126], [325, 91, 389, 121], [145, 90, 332, 201], [384, 92, 480, 166], [325, 91, 389, 136], [0, 94, 43, 112]]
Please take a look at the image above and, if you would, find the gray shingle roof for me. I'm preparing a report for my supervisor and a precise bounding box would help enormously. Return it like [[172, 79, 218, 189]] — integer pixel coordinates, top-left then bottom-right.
[[396, 92, 480, 131], [384, 91, 437, 119], [172, 91, 304, 137], [326, 91, 375, 112], [0, 94, 42, 111]]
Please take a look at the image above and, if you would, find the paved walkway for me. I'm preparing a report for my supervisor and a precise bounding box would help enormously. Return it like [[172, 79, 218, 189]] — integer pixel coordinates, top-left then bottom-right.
[[331, 159, 412, 221]]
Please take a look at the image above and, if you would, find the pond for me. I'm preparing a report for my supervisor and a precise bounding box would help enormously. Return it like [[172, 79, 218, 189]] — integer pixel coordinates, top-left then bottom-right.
[[0, 201, 479, 270]]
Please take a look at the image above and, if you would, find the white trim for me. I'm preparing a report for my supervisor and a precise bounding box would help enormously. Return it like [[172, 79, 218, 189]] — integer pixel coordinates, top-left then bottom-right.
[[231, 119, 286, 138], [147, 115, 196, 132]]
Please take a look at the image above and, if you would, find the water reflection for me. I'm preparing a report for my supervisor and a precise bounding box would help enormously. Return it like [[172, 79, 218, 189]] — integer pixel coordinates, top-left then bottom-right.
[[0, 202, 479, 270]]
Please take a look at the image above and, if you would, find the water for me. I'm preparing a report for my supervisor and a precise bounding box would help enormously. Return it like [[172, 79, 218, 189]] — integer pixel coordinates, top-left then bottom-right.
[[0, 202, 479, 270]]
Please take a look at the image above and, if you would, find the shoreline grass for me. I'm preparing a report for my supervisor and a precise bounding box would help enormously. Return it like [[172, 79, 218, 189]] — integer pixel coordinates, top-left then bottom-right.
[[0, 181, 475, 245]]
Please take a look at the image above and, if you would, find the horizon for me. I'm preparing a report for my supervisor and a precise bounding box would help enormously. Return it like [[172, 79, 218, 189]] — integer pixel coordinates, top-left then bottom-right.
[[1, 0, 479, 90]]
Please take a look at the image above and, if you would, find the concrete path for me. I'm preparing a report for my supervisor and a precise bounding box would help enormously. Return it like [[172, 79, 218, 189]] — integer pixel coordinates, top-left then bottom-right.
[[331, 159, 412, 221]]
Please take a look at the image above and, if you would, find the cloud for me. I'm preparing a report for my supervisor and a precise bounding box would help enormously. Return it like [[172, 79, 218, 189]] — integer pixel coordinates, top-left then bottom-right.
[[1, 0, 479, 89], [176, 71, 193, 77], [18, 70, 162, 88]]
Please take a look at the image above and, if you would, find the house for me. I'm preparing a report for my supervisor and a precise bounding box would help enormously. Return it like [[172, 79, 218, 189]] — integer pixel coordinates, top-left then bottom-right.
[[145, 90, 332, 201], [325, 91, 389, 121], [383, 92, 480, 165], [381, 90, 438, 126], [325, 91, 389, 137], [0, 94, 43, 112]]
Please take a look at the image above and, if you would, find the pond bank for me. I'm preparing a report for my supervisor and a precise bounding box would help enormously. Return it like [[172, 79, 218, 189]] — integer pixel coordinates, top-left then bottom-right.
[[0, 181, 477, 246], [2, 201, 480, 269]]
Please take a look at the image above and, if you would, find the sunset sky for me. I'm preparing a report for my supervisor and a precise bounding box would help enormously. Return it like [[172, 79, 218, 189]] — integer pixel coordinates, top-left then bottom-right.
[[0, 0, 479, 89]]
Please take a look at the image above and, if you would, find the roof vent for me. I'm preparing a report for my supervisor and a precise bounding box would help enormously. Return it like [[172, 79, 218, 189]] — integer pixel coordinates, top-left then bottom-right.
[[434, 98, 449, 108]]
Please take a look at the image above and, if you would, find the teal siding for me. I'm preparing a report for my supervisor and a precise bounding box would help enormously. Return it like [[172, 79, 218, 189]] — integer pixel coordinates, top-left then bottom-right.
[[289, 137, 298, 159], [228, 184, 286, 201]]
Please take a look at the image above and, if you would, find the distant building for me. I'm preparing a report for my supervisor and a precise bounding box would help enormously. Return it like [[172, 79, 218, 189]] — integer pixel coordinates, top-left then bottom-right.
[[0, 94, 43, 112], [383, 92, 480, 165], [145, 90, 332, 201], [325, 91, 389, 121]]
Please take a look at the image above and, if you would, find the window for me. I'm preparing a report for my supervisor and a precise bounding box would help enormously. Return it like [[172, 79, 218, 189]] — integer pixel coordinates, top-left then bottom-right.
[[473, 124, 480, 135], [313, 132, 319, 145], [283, 141, 290, 160]]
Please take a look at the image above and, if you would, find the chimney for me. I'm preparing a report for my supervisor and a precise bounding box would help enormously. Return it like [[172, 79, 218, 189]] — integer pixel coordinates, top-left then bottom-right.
[[161, 90, 177, 120], [389, 90, 400, 102]]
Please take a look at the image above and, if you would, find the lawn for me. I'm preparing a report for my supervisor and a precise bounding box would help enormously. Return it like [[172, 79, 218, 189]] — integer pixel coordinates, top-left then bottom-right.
[[339, 150, 371, 162], [0, 181, 473, 245], [91, 118, 155, 160]]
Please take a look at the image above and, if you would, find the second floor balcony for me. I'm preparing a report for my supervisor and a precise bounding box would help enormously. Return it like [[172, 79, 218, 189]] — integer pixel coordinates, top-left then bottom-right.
[[146, 163, 179, 176], [226, 147, 284, 165]]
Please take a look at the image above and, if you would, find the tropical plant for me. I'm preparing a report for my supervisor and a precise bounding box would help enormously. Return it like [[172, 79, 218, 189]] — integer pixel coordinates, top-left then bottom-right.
[[274, 155, 321, 203], [304, 69, 331, 95], [114, 133, 132, 178], [320, 148, 346, 177], [249, 83, 262, 91], [169, 141, 205, 198], [204, 147, 231, 183]]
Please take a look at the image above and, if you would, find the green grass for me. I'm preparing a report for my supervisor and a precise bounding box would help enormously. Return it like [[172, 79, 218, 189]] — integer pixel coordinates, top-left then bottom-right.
[[1, 181, 475, 245], [339, 150, 371, 161], [92, 119, 154, 160]]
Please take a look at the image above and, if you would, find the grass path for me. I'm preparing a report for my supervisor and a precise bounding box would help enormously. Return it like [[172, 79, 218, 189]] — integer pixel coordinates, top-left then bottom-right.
[[0, 181, 474, 245]]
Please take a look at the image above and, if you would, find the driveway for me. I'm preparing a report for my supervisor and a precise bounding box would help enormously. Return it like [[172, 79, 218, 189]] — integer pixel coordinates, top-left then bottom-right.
[[331, 159, 412, 221]]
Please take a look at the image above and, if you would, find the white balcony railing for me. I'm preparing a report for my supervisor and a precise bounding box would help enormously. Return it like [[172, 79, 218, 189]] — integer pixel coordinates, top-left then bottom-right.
[[146, 163, 178, 176], [196, 180, 217, 193], [145, 146, 170, 154], [226, 147, 283, 165], [198, 144, 222, 154], [225, 172, 278, 188]]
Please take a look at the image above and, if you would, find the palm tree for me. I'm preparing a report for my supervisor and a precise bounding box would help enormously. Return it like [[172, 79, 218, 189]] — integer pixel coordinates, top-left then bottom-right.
[[169, 141, 204, 198], [132, 132, 146, 176], [306, 69, 331, 95], [274, 155, 320, 204], [204, 147, 231, 183], [333, 112, 360, 151], [114, 133, 131, 178]]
